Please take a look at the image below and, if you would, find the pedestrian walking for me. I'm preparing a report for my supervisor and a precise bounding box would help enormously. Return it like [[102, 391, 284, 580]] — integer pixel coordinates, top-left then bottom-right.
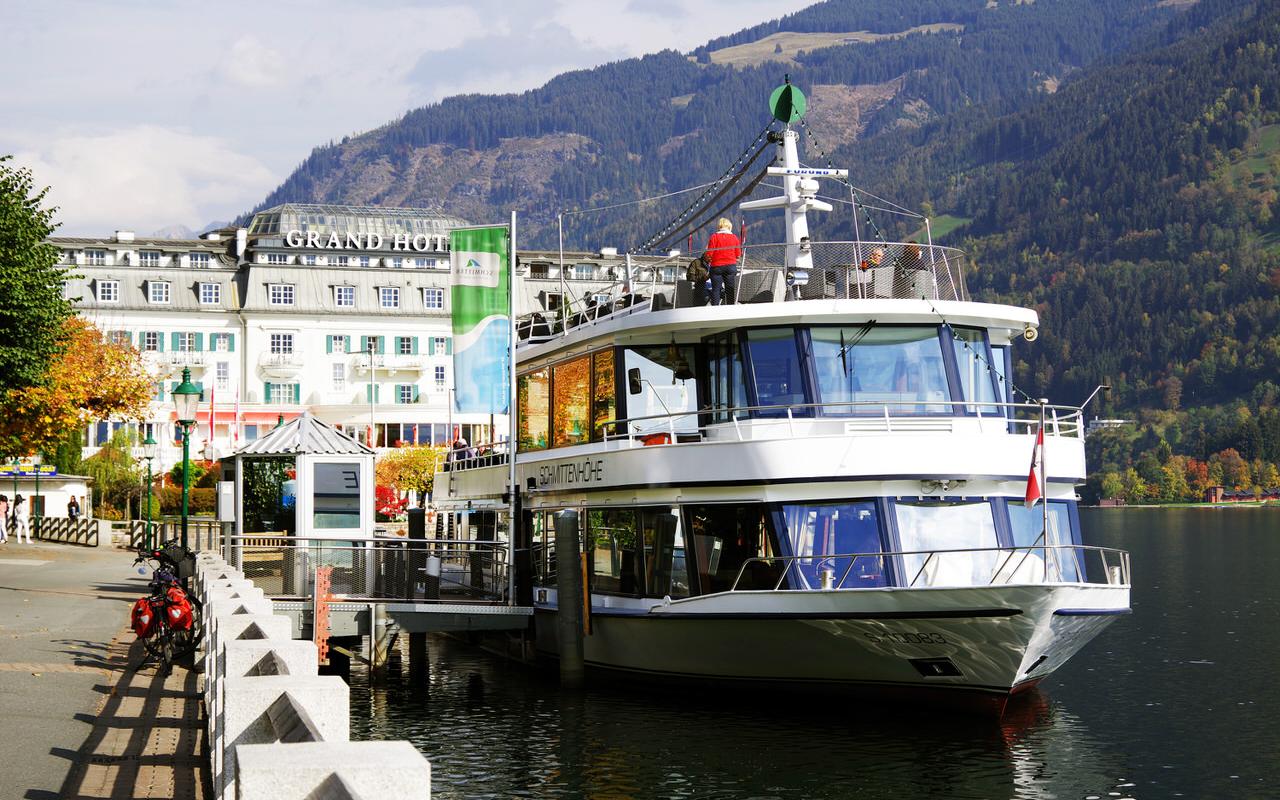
[[0, 494, 8, 544], [12, 495, 30, 544]]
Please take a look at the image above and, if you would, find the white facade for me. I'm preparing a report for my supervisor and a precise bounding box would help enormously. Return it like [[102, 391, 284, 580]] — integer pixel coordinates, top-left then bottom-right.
[[55, 203, 677, 470]]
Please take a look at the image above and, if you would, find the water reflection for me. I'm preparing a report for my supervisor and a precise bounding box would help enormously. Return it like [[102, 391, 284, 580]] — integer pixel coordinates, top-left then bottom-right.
[[347, 510, 1280, 798]]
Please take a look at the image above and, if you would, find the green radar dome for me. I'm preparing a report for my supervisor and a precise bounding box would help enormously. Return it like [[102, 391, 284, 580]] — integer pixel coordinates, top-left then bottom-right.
[[769, 78, 806, 123]]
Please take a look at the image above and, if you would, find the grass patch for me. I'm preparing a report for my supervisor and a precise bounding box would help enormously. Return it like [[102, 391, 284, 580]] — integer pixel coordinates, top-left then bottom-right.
[[909, 214, 972, 242]]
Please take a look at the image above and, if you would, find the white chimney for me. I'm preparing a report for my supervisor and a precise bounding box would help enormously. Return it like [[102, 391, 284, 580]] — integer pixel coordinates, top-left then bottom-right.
[[114, 230, 135, 242], [599, 246, 618, 257], [203, 231, 222, 241]]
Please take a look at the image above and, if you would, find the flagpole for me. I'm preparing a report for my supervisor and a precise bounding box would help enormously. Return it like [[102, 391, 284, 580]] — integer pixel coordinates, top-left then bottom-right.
[[1039, 398, 1049, 579], [508, 210, 518, 606]]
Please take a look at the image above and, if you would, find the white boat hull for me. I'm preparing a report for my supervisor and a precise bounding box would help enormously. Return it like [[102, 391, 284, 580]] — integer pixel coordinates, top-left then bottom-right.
[[533, 584, 1127, 706]]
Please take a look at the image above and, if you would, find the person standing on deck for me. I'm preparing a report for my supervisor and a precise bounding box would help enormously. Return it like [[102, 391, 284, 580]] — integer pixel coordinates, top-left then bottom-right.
[[705, 218, 742, 306]]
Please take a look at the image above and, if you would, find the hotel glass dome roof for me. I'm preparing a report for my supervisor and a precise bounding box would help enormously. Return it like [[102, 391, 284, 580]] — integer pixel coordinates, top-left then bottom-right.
[[247, 203, 470, 238]]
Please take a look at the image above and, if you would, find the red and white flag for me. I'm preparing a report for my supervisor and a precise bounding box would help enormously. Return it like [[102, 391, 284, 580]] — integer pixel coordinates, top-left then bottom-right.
[[1024, 425, 1044, 508], [207, 383, 216, 445], [232, 387, 240, 446]]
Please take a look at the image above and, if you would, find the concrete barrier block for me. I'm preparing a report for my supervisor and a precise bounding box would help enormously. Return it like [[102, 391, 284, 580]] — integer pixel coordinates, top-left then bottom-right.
[[235, 741, 430, 800], [220, 676, 350, 800]]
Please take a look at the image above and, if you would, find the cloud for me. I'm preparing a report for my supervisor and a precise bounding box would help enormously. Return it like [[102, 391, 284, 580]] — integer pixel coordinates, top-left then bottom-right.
[[12, 126, 277, 235], [223, 36, 289, 89]]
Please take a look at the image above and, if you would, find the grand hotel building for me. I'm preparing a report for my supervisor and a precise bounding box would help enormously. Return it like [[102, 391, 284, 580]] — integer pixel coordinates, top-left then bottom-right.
[[54, 203, 674, 469]]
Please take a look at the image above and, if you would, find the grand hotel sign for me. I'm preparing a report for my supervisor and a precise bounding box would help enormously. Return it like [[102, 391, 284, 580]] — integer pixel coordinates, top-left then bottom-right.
[[284, 230, 450, 253]]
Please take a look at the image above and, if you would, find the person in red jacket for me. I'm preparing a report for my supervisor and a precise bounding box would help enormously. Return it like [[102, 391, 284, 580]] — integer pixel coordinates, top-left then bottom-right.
[[704, 218, 741, 305]]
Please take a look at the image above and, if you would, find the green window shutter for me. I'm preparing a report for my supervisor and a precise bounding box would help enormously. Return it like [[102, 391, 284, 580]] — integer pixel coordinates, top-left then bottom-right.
[[170, 332, 180, 351], [377, 336, 385, 355], [156, 332, 164, 352], [445, 338, 452, 356], [155, 382, 165, 401], [394, 384, 404, 404], [292, 384, 300, 404], [228, 333, 235, 352], [413, 385, 420, 403], [196, 381, 205, 401], [263, 382, 271, 403], [194, 333, 204, 352], [366, 384, 372, 403], [360, 335, 370, 353], [326, 336, 333, 355], [411, 336, 419, 355]]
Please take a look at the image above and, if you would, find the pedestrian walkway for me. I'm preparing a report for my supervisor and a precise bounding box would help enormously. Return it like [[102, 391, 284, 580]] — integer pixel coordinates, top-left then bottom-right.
[[56, 631, 207, 799]]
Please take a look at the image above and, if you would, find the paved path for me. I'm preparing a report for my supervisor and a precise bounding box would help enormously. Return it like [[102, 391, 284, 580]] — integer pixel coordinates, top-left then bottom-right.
[[0, 541, 207, 799]]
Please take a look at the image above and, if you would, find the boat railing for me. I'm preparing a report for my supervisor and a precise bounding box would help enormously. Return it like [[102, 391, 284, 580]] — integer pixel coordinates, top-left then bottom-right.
[[600, 399, 1086, 444], [729, 544, 1131, 592], [222, 535, 510, 603], [733, 240, 970, 303]]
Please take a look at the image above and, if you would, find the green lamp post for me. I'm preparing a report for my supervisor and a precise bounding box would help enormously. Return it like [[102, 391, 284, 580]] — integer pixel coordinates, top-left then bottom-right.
[[142, 433, 158, 551], [171, 368, 201, 552]]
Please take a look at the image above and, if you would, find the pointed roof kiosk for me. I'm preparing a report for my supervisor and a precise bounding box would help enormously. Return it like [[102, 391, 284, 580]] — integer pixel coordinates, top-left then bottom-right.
[[233, 411, 376, 543]]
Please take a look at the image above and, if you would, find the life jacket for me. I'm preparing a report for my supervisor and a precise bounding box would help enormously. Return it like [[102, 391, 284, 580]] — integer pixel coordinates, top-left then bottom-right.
[[131, 598, 158, 638], [165, 586, 194, 631]]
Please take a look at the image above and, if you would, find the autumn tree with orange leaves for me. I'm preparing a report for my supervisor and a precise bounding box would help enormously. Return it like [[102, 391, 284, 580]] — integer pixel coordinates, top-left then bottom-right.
[[0, 156, 153, 458]]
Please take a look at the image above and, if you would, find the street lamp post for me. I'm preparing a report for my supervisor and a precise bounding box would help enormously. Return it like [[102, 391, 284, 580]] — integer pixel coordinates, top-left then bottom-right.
[[171, 368, 202, 552], [143, 434, 158, 551]]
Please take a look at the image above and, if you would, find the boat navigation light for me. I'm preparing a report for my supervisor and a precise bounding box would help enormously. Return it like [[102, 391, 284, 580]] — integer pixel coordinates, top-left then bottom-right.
[[1023, 324, 1038, 342]]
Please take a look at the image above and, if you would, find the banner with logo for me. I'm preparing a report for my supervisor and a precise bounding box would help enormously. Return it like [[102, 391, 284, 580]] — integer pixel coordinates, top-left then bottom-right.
[[450, 225, 511, 415]]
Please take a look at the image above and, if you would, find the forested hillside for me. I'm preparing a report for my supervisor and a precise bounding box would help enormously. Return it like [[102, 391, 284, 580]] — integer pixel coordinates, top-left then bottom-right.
[[248, 0, 1280, 501]]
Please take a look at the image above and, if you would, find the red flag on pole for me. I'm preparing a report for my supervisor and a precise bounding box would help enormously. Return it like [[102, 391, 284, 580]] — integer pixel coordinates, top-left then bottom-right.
[[208, 383, 215, 447], [1024, 425, 1044, 507]]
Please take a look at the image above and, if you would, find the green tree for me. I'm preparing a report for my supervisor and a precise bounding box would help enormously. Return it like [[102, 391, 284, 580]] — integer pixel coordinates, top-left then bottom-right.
[[0, 156, 71, 413], [82, 429, 142, 520]]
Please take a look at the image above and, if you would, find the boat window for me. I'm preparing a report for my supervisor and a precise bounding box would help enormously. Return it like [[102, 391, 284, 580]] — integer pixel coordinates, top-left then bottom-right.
[[591, 349, 616, 442], [745, 328, 808, 415], [811, 325, 949, 414], [622, 345, 699, 436], [1004, 501, 1080, 582], [991, 344, 1012, 409], [776, 502, 886, 589], [552, 356, 591, 447], [517, 368, 550, 451], [893, 500, 999, 587], [587, 508, 640, 595], [950, 327, 999, 412], [705, 331, 748, 423], [684, 503, 783, 593]]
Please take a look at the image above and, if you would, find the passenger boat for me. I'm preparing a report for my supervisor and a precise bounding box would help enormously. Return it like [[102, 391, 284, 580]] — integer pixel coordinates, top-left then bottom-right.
[[435, 84, 1130, 712]]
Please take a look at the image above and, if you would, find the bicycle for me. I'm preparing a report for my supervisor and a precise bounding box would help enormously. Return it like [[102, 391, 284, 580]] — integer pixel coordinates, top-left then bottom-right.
[[131, 540, 203, 667]]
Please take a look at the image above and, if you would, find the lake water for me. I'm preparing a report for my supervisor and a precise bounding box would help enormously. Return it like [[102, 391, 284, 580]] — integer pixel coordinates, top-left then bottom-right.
[[347, 508, 1279, 799]]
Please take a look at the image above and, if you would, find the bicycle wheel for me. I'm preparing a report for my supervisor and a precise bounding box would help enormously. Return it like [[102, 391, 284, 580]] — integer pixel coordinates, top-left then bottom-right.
[[173, 597, 203, 658]]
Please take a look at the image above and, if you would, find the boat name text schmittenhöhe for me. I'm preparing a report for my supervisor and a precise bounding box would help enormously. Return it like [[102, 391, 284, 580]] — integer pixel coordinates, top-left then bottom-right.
[[283, 230, 450, 252], [538, 459, 606, 488]]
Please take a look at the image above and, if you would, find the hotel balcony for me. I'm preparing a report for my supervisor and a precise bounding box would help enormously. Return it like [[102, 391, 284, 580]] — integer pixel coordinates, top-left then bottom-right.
[[166, 351, 209, 369], [353, 353, 425, 375], [258, 351, 304, 378]]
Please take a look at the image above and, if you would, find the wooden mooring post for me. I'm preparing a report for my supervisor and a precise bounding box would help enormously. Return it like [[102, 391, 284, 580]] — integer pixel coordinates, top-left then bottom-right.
[[554, 509, 585, 688]]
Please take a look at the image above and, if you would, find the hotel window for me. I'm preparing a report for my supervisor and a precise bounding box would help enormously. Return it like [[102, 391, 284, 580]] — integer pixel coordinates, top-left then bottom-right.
[[435, 365, 446, 390], [331, 363, 346, 391], [212, 332, 233, 352], [334, 255, 349, 267], [139, 250, 161, 267], [572, 263, 594, 280], [199, 282, 221, 305], [189, 251, 210, 268], [423, 287, 445, 309], [530, 262, 549, 278], [266, 382, 299, 404], [396, 384, 416, 404], [334, 286, 355, 307], [391, 257, 405, 269], [109, 330, 130, 346], [149, 281, 171, 304], [216, 361, 230, 390], [268, 283, 295, 306], [396, 336, 415, 356], [303, 255, 317, 265], [86, 249, 106, 266], [96, 280, 119, 303], [328, 334, 349, 354], [177, 332, 196, 352], [62, 250, 75, 264], [269, 333, 294, 355], [266, 253, 288, 265], [413, 258, 430, 268], [142, 331, 161, 352], [380, 287, 400, 309], [358, 256, 370, 267], [432, 336, 448, 355]]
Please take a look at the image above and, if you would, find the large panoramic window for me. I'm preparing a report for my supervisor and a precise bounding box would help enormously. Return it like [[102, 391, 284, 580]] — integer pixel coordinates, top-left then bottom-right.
[[622, 344, 698, 436], [591, 349, 615, 442], [894, 500, 999, 587], [777, 501, 886, 589], [517, 368, 550, 451], [684, 503, 781, 593], [950, 326, 999, 412], [745, 328, 806, 415], [812, 325, 949, 414], [1005, 501, 1080, 582], [552, 356, 591, 447], [588, 508, 638, 595]]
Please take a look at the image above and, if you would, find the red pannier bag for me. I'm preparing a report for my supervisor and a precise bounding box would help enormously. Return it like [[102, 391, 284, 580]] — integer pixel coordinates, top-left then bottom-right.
[[165, 586, 194, 631], [131, 598, 157, 638]]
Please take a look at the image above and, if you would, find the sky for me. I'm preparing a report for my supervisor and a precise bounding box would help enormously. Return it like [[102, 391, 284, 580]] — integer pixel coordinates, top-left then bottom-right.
[[1, 0, 812, 236]]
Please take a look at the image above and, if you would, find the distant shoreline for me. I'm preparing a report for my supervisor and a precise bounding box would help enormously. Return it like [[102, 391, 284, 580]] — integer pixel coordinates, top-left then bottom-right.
[[1087, 502, 1279, 509]]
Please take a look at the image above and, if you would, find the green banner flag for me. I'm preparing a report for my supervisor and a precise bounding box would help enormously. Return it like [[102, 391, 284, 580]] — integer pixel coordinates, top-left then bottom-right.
[[450, 225, 511, 415]]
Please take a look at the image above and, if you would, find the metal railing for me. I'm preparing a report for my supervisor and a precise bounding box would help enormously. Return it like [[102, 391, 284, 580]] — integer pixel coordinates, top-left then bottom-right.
[[729, 544, 1131, 592], [128, 519, 225, 551], [224, 535, 510, 603], [735, 240, 970, 302]]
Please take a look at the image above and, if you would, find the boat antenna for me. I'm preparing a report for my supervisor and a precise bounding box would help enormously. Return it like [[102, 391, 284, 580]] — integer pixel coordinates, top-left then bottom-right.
[[838, 319, 876, 376]]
